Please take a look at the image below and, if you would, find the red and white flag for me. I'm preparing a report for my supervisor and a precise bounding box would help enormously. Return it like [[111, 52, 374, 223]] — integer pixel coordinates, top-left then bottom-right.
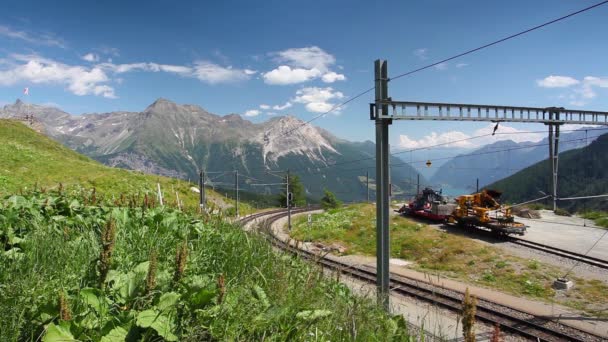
[[23, 87, 29, 95]]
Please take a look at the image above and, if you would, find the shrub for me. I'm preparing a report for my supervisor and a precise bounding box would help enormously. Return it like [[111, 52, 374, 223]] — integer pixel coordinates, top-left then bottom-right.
[[321, 189, 342, 210]]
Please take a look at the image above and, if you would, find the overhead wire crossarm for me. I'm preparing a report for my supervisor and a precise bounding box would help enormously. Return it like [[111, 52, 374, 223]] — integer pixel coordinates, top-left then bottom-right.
[[371, 100, 608, 125]]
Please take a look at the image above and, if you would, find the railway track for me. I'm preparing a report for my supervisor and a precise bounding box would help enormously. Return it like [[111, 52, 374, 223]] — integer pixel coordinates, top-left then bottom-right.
[[439, 220, 608, 270], [507, 237, 608, 270], [244, 209, 604, 342]]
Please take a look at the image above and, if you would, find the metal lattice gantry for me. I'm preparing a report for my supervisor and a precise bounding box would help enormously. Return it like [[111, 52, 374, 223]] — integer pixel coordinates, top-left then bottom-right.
[[370, 59, 608, 311], [370, 100, 608, 125]]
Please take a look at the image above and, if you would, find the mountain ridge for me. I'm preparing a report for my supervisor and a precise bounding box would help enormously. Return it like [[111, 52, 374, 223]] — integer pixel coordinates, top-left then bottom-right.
[[1, 98, 422, 200]]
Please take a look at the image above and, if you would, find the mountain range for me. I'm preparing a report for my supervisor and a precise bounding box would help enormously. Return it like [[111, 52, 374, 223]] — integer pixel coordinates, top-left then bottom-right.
[[487, 133, 608, 212], [430, 129, 603, 191], [1, 99, 423, 201]]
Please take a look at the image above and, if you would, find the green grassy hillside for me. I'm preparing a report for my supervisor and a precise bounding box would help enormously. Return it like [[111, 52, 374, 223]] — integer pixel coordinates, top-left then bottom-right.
[[487, 133, 608, 212], [0, 119, 253, 213]]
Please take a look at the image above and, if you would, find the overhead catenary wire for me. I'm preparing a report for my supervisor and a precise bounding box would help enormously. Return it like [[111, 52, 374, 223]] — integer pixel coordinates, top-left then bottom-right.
[[390, 0, 608, 82], [248, 127, 608, 177], [265, 1, 608, 140]]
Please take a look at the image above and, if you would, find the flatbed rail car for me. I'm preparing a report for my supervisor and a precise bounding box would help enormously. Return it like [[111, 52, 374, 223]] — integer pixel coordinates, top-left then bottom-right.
[[449, 190, 527, 236], [396, 187, 456, 222]]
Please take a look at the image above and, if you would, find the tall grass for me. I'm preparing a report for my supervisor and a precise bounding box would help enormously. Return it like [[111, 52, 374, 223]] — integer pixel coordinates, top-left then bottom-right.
[[0, 190, 408, 341]]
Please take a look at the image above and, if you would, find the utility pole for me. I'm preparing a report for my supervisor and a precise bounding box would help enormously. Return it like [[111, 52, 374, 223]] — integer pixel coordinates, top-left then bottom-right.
[[476, 178, 479, 193], [374, 59, 391, 310], [199, 171, 205, 211], [235, 170, 239, 218], [286, 169, 292, 230], [366, 171, 370, 203], [546, 109, 562, 212]]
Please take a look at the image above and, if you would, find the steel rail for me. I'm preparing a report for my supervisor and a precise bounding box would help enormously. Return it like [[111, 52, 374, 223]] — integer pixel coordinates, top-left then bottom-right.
[[508, 237, 608, 269], [242, 210, 603, 342]]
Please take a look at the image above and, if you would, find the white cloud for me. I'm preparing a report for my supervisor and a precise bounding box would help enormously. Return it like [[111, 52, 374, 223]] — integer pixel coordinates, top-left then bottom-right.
[[152, 63, 193, 75], [537, 75, 608, 106], [536, 75, 579, 88], [244, 69, 257, 75], [98, 61, 249, 84], [0, 52, 255, 99], [0, 54, 116, 98], [413, 48, 428, 60], [434, 62, 448, 71], [259, 104, 270, 110], [273, 102, 292, 111], [82, 53, 99, 62], [456, 63, 468, 68], [266, 112, 277, 116], [263, 65, 321, 85], [193, 61, 252, 84], [264, 46, 344, 85], [0, 25, 65, 48], [398, 123, 545, 150], [321, 71, 346, 83], [584, 76, 608, 88], [275, 46, 335, 72], [244, 109, 260, 117], [293, 87, 344, 113]]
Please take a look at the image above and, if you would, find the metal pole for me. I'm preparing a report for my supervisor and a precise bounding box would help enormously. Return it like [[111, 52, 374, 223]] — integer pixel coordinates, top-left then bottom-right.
[[553, 117, 560, 212], [287, 169, 291, 230], [476, 178, 479, 193], [547, 116, 556, 212], [235, 170, 239, 218], [375, 59, 390, 310], [366, 171, 370, 203]]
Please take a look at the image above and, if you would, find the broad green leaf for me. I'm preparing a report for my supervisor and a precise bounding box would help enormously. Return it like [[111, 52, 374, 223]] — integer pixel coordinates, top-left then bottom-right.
[[151, 316, 177, 341], [79, 288, 104, 313], [133, 261, 150, 276], [157, 292, 180, 312], [100, 326, 128, 342], [42, 322, 75, 342], [190, 288, 215, 308], [136, 310, 177, 341], [136, 310, 158, 328]]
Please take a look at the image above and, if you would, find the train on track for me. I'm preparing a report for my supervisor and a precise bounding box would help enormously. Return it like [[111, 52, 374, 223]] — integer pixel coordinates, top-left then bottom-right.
[[397, 188, 527, 236]]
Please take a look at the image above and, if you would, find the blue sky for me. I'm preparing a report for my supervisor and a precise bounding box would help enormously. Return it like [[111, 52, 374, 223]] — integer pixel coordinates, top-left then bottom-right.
[[1, 0, 607, 150]]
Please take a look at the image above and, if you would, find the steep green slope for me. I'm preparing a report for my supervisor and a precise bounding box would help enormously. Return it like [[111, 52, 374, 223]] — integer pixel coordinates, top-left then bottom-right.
[[487, 133, 608, 212], [0, 119, 236, 211]]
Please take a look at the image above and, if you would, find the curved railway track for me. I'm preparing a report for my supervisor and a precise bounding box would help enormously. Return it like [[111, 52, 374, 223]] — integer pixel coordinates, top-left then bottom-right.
[[242, 209, 605, 342]]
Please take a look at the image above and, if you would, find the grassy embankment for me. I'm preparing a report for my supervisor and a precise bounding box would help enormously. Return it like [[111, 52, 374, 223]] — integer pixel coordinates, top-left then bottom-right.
[[0, 120, 409, 340], [291, 203, 608, 317], [0, 119, 255, 215], [0, 191, 407, 341]]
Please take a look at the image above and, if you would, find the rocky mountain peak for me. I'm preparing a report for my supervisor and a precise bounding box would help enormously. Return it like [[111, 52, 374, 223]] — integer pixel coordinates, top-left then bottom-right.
[[145, 98, 178, 112]]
